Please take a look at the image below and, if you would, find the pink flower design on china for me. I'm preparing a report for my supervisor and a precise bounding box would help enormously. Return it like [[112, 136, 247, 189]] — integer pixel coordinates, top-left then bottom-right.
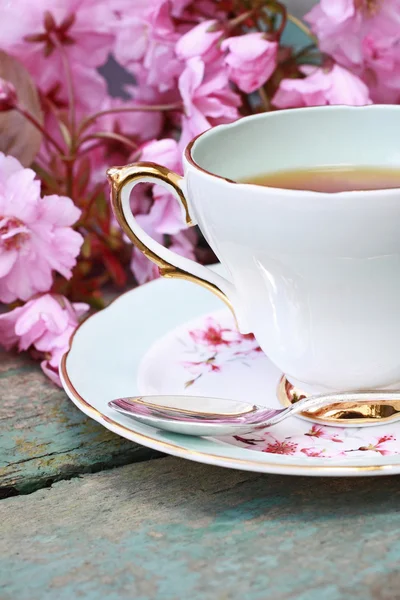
[[300, 447, 348, 458], [0, 153, 83, 303], [221, 32, 278, 94], [358, 434, 398, 455], [183, 355, 221, 374], [304, 425, 344, 443], [263, 439, 298, 455], [0, 294, 88, 386], [233, 344, 263, 357], [188, 317, 238, 348], [182, 354, 222, 388], [272, 63, 372, 108], [301, 447, 327, 458]]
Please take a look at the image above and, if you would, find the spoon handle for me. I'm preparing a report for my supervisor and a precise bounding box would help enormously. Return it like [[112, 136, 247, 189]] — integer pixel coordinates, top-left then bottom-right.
[[254, 390, 400, 429], [290, 390, 400, 416]]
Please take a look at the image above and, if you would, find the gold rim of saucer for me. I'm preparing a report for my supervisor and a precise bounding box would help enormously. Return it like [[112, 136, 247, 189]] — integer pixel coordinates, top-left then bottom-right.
[[277, 376, 400, 425]]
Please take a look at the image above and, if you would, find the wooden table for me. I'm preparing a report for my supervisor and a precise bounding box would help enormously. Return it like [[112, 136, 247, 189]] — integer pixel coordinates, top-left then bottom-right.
[[2, 348, 400, 600]]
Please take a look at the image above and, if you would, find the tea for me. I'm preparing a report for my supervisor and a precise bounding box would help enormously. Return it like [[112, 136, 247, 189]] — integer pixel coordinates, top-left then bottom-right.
[[241, 166, 400, 193]]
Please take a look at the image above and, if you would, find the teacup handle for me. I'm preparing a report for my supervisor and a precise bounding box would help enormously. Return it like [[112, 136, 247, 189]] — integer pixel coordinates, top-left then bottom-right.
[[107, 162, 241, 323]]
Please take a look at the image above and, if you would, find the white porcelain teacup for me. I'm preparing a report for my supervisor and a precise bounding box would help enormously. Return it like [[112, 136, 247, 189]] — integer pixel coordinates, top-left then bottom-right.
[[108, 105, 400, 395]]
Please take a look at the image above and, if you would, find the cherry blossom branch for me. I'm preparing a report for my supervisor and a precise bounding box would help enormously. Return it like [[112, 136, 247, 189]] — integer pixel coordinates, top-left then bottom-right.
[[78, 131, 139, 152], [53, 38, 77, 140], [78, 104, 182, 136], [258, 86, 271, 111], [14, 105, 65, 155], [273, 2, 287, 37], [287, 13, 317, 44], [223, 10, 255, 31]]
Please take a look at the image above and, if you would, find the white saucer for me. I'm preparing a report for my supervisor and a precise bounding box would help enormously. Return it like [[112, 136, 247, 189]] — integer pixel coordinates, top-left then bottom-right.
[[61, 266, 400, 477]]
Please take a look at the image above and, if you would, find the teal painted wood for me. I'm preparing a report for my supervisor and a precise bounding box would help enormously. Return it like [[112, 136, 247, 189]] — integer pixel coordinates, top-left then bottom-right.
[[0, 349, 160, 496], [1, 457, 400, 600]]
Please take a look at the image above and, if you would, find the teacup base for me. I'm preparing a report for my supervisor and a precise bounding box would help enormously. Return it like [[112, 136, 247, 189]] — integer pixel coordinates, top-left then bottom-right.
[[277, 376, 400, 427]]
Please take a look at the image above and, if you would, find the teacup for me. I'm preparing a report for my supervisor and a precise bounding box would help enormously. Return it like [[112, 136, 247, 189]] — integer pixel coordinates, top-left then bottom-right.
[[108, 105, 400, 395]]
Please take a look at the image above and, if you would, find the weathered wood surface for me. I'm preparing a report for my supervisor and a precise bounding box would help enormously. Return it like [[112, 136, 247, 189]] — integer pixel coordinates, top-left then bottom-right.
[[0, 349, 160, 496], [1, 456, 400, 600]]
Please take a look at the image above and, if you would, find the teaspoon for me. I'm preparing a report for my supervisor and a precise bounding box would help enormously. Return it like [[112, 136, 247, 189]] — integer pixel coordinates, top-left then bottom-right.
[[108, 391, 400, 437]]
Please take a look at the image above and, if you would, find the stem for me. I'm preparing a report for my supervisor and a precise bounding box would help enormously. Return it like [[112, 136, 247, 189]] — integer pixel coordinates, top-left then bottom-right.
[[51, 38, 78, 201], [32, 161, 61, 193], [53, 38, 77, 141], [77, 140, 104, 157], [278, 43, 319, 69], [78, 131, 139, 152], [294, 43, 318, 60], [78, 104, 182, 136], [224, 9, 255, 31], [258, 87, 271, 111], [287, 13, 318, 44], [128, 149, 142, 163], [274, 2, 287, 37], [65, 161, 73, 198], [78, 183, 104, 224], [15, 105, 65, 154]]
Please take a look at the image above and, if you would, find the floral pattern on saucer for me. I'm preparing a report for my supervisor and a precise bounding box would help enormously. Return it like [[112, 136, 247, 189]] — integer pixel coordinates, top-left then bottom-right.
[[181, 316, 263, 387], [138, 308, 400, 460], [230, 428, 400, 459]]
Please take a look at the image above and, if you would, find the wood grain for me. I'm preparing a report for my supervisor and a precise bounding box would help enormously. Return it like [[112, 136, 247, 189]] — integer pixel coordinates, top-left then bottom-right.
[[0, 349, 160, 496], [1, 456, 400, 599]]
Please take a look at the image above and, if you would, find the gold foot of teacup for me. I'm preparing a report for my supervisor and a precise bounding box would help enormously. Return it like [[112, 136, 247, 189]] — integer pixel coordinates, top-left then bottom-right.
[[277, 376, 400, 427]]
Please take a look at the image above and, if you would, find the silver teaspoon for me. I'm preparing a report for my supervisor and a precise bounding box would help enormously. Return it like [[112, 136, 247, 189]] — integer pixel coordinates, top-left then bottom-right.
[[108, 391, 400, 437]]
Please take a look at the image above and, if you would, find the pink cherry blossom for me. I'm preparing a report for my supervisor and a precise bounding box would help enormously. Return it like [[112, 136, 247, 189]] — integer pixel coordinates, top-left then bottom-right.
[[272, 64, 372, 108], [130, 247, 159, 284], [0, 153, 83, 303], [305, 0, 400, 70], [140, 138, 182, 173], [176, 20, 222, 62], [0, 294, 88, 385], [135, 189, 185, 236], [0, 0, 115, 117], [114, 1, 182, 93], [361, 33, 400, 102], [169, 230, 197, 260], [178, 56, 240, 147], [221, 33, 278, 94], [138, 138, 187, 234]]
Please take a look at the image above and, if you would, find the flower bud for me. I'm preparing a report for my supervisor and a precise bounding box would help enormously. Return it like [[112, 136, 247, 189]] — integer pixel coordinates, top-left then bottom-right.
[[0, 78, 17, 111]]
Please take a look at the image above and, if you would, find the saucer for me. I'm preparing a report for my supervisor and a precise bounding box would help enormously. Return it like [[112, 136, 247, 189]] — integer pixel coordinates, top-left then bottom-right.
[[61, 266, 400, 477]]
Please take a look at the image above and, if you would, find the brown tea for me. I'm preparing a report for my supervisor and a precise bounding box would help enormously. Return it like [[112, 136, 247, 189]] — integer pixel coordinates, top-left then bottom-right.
[[241, 166, 400, 193]]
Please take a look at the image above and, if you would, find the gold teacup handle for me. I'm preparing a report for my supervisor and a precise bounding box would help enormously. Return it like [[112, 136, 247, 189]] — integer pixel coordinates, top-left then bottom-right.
[[107, 161, 240, 321]]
